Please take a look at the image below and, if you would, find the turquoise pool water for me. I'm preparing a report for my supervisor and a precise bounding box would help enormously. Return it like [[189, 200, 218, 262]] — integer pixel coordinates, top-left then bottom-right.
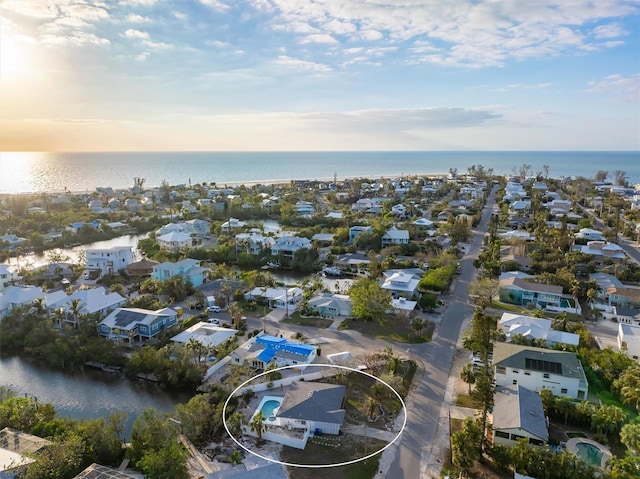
[[575, 442, 603, 467], [260, 399, 281, 418]]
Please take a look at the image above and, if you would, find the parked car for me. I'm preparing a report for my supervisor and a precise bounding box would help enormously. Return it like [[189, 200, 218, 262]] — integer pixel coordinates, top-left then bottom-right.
[[207, 318, 220, 325], [207, 305, 221, 313]]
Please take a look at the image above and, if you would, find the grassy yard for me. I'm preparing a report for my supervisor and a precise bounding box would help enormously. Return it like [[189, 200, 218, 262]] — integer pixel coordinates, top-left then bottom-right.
[[282, 435, 386, 479], [281, 311, 333, 328], [455, 393, 482, 409], [338, 315, 433, 343]]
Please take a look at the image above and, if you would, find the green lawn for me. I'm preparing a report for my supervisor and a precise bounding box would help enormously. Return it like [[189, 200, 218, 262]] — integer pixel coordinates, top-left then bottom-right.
[[338, 315, 433, 343], [455, 393, 481, 409], [281, 311, 333, 328], [282, 436, 385, 479]]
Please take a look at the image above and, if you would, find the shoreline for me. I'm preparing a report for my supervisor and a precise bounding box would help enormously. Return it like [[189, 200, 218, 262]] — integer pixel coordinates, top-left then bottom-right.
[[0, 171, 453, 196]]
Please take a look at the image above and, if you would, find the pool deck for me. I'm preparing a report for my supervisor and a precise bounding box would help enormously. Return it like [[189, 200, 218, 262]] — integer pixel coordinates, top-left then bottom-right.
[[566, 437, 612, 469]]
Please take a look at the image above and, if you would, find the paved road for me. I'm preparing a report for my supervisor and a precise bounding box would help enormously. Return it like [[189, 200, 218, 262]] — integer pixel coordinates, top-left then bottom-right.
[[386, 187, 497, 479]]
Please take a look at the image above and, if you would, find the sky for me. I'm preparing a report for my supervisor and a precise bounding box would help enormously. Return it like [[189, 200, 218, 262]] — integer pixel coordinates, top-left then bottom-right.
[[0, 0, 639, 152]]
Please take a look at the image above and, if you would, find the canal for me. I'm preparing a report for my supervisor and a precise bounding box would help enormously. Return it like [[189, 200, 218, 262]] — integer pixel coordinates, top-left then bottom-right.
[[0, 355, 191, 439]]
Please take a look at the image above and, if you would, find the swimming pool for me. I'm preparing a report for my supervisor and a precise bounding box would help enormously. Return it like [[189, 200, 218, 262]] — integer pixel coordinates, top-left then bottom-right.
[[575, 442, 603, 467], [567, 438, 611, 469], [260, 399, 281, 418]]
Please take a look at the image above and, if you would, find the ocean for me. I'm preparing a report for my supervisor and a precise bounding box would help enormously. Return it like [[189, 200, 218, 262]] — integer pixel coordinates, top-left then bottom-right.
[[0, 151, 638, 194]]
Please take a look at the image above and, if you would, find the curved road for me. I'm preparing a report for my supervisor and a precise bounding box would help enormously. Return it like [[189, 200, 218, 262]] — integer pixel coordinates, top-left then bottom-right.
[[387, 187, 497, 479]]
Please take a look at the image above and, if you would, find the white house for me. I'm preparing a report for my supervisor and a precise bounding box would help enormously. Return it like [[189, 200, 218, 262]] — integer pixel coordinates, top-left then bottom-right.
[[85, 246, 136, 276], [156, 231, 192, 251], [0, 264, 18, 292], [307, 293, 352, 317], [492, 385, 548, 448], [381, 226, 409, 248], [235, 232, 274, 256], [0, 286, 44, 318], [171, 322, 238, 350], [575, 228, 605, 241], [220, 218, 247, 232], [0, 428, 51, 478], [618, 322, 640, 361], [381, 270, 420, 299], [45, 286, 126, 327], [493, 343, 588, 400], [271, 236, 311, 260], [232, 335, 317, 370], [245, 287, 303, 311], [498, 313, 580, 347]]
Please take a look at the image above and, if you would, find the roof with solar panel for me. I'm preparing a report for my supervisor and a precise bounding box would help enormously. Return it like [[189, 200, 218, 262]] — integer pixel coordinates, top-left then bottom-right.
[[493, 343, 585, 379]]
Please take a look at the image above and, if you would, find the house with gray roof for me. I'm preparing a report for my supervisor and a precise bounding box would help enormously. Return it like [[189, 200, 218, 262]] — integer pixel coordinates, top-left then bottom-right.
[[498, 277, 581, 314], [492, 385, 548, 448], [493, 343, 588, 400], [97, 307, 178, 344], [277, 381, 346, 435]]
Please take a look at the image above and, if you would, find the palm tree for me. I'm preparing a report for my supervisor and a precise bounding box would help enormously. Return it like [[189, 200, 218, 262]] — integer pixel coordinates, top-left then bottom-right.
[[68, 298, 84, 329], [620, 422, 640, 456], [226, 411, 245, 438], [250, 411, 266, 440], [618, 367, 640, 413], [228, 302, 243, 330], [33, 297, 46, 316], [460, 363, 476, 394]]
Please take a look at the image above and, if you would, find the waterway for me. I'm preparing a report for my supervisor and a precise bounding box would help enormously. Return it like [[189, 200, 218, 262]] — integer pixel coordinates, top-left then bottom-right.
[[5, 233, 151, 270], [0, 356, 190, 439]]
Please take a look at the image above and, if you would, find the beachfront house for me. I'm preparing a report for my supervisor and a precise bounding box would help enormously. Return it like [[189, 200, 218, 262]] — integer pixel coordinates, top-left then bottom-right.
[[85, 246, 136, 276], [498, 277, 581, 314], [491, 385, 548, 448], [493, 343, 589, 400], [97, 307, 178, 343], [152, 258, 206, 288]]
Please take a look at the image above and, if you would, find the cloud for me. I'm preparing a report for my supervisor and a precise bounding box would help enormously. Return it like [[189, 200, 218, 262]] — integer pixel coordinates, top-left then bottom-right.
[[119, 0, 157, 6], [585, 73, 640, 102], [299, 33, 338, 44], [592, 22, 628, 39], [123, 29, 149, 39], [125, 13, 153, 23], [248, 0, 640, 67], [275, 55, 332, 73], [199, 0, 230, 11]]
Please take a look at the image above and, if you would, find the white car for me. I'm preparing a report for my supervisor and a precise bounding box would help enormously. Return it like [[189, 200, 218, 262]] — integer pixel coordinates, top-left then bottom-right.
[[470, 356, 484, 368], [207, 318, 220, 325], [207, 305, 221, 313]]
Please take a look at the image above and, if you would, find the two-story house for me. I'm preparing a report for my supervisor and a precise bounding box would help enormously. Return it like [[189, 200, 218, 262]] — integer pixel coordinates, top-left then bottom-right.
[[85, 246, 136, 276], [152, 258, 206, 288], [492, 385, 548, 448], [271, 236, 311, 260], [493, 343, 588, 400], [0, 264, 18, 292], [381, 226, 409, 248], [97, 307, 178, 343], [235, 232, 274, 256]]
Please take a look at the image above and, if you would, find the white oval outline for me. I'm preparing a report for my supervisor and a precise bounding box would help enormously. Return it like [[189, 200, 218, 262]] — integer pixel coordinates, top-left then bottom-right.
[[222, 363, 407, 469]]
